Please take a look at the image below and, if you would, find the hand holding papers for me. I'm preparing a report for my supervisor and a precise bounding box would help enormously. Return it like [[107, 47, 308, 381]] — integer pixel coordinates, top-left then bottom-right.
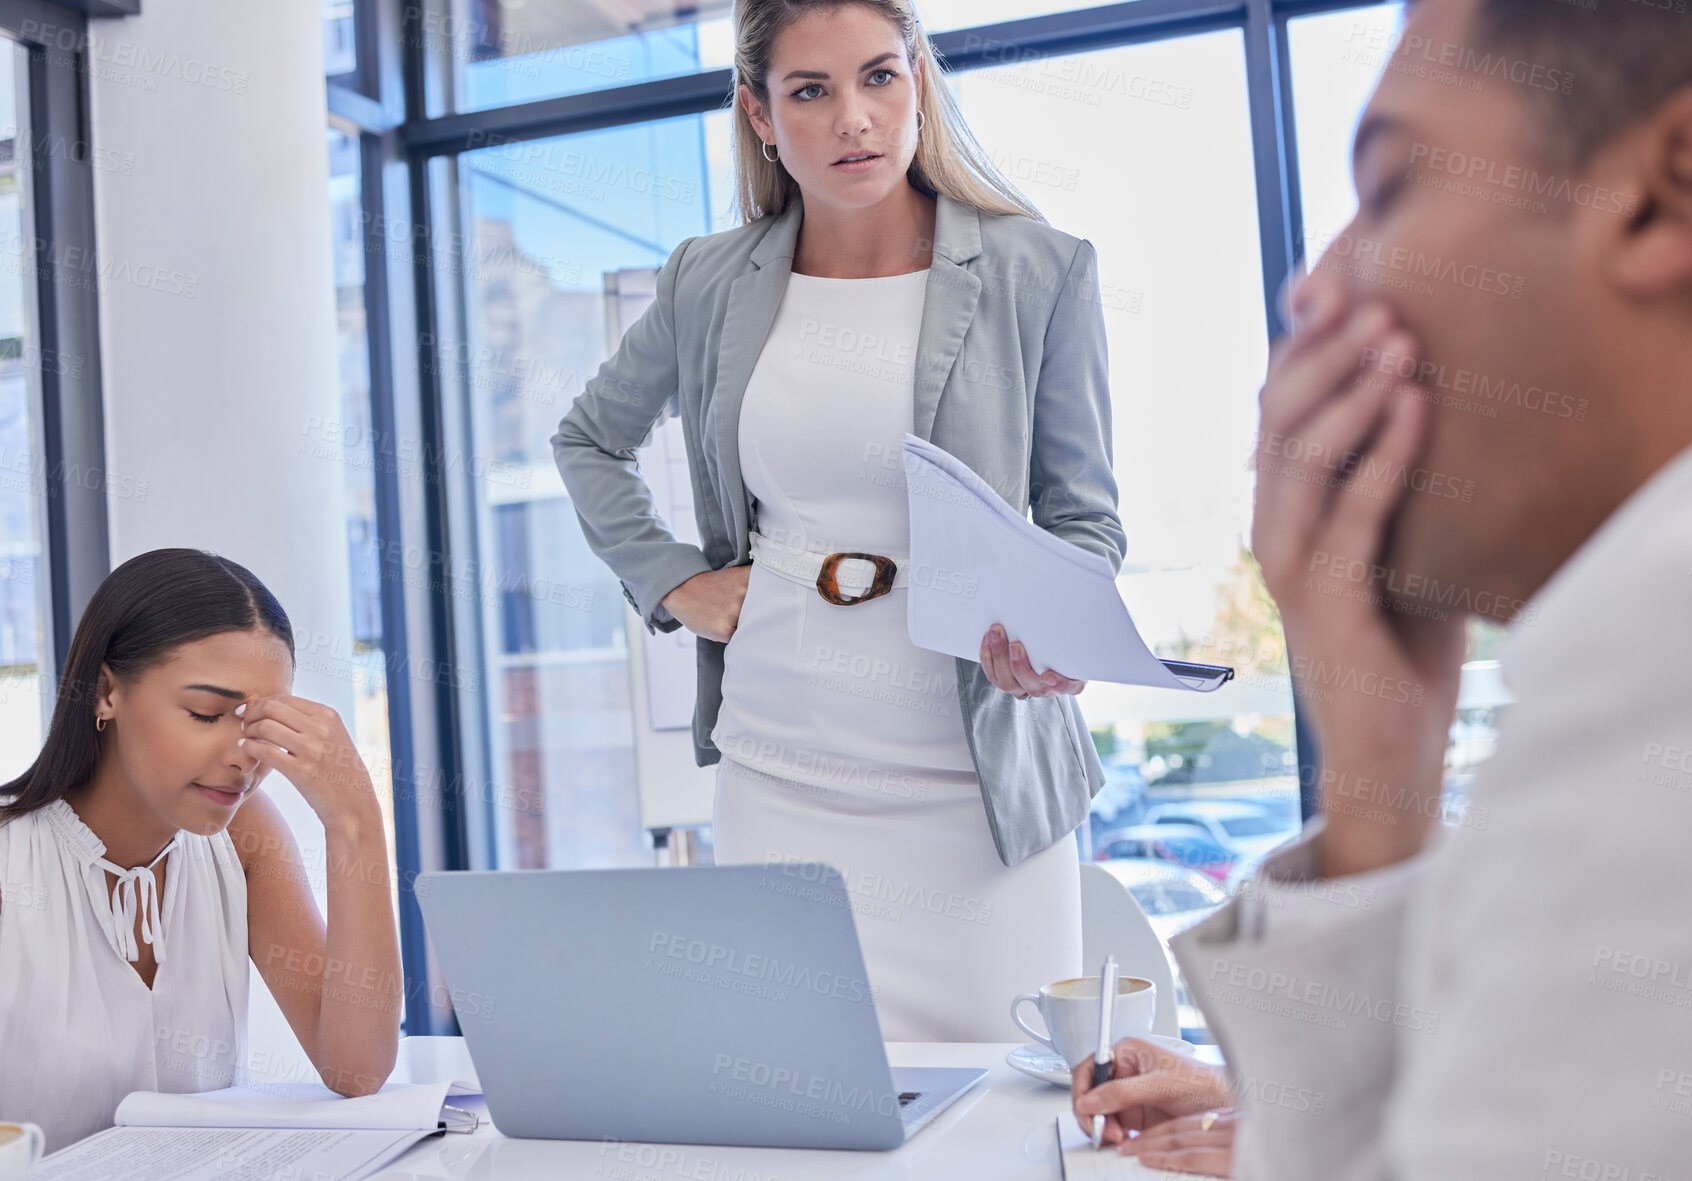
[[901, 436, 1232, 691]]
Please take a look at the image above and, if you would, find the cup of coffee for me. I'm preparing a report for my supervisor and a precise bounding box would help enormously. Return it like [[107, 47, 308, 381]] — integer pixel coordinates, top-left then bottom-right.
[[0, 1123, 45, 1181], [1011, 976, 1157, 1067]]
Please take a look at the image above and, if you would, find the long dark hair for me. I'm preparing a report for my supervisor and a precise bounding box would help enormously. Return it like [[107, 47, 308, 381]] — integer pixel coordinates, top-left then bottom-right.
[[0, 549, 295, 822]]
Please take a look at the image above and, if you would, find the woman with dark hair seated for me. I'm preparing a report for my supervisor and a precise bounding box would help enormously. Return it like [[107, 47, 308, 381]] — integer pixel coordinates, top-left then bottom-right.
[[0, 549, 401, 1152]]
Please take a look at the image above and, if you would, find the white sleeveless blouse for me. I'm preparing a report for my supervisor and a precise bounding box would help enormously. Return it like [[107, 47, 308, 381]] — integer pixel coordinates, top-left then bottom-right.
[[0, 798, 249, 1153]]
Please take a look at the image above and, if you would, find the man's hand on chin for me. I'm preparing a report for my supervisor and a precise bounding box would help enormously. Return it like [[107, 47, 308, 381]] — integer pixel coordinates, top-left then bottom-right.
[[1253, 267, 1468, 880]]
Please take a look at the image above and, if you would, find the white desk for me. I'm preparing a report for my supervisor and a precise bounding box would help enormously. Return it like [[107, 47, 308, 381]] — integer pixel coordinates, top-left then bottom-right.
[[374, 1039, 1223, 1180]]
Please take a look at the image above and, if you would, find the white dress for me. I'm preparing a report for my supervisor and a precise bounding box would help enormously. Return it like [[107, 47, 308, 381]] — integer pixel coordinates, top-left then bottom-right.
[[710, 269, 1082, 1042], [0, 797, 250, 1152]]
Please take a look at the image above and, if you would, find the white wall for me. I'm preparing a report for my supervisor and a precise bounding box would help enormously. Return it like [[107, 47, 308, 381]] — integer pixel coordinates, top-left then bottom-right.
[[89, 1, 352, 1087]]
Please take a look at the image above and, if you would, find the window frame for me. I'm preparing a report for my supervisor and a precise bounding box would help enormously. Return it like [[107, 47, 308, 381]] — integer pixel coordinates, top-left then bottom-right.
[[0, 0, 111, 691], [328, 0, 1399, 1032]]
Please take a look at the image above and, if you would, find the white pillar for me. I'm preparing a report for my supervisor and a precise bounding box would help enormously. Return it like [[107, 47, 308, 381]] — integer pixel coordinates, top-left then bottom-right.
[[90, 0, 353, 1088]]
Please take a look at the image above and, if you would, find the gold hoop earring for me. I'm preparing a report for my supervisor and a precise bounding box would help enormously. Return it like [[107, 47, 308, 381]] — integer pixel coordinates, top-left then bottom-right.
[[96, 716, 108, 732], [761, 140, 779, 163]]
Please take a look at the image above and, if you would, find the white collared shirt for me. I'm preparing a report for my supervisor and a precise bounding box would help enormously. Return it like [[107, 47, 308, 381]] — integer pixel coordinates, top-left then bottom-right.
[[1174, 443, 1692, 1180]]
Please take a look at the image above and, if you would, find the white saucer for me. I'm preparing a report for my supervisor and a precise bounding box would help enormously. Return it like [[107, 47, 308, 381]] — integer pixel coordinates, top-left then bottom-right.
[[1005, 1035, 1199, 1087]]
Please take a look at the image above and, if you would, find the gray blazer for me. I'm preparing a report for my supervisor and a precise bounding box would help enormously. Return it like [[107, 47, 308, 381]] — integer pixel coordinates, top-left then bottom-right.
[[551, 190, 1126, 867]]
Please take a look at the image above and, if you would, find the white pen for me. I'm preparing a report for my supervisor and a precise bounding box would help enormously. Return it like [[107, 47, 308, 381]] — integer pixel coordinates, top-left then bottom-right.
[[1091, 954, 1117, 1149]]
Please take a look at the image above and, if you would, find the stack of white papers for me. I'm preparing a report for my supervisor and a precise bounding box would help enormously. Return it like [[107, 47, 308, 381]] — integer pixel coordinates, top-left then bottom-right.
[[901, 435, 1226, 691], [35, 1082, 477, 1181]]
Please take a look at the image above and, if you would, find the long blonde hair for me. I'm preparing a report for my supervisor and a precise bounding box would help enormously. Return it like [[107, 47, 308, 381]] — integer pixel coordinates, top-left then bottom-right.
[[731, 0, 1043, 224]]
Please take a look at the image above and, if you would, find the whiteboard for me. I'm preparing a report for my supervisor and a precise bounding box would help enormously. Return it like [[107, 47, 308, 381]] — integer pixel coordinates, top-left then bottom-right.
[[605, 268, 717, 833]]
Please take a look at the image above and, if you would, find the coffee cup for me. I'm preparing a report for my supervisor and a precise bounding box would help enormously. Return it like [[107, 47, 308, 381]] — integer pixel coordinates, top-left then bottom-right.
[[1011, 975, 1157, 1067], [0, 1123, 45, 1181]]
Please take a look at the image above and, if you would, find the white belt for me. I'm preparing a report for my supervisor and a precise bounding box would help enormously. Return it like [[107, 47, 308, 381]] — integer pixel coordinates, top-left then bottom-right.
[[749, 529, 908, 603]]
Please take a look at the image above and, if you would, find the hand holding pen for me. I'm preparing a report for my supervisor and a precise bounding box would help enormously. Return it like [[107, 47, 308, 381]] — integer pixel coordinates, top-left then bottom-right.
[[1072, 1035, 1236, 1151]]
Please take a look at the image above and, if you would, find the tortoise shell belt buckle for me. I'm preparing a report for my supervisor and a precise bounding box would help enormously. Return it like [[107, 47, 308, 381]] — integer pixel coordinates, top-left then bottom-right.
[[816, 552, 897, 605]]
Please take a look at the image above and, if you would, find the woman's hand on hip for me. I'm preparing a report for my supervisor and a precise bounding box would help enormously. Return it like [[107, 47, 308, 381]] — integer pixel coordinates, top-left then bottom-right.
[[662, 566, 750, 643], [979, 623, 1086, 698]]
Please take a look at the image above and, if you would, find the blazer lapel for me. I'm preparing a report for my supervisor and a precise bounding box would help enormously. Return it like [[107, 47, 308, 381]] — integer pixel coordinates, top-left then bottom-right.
[[913, 193, 983, 441], [713, 200, 802, 557]]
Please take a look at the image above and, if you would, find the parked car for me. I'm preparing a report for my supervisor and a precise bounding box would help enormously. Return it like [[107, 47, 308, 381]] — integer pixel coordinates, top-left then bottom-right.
[[1092, 824, 1236, 883], [1096, 859, 1228, 1034], [1088, 757, 1148, 831], [1142, 800, 1297, 864]]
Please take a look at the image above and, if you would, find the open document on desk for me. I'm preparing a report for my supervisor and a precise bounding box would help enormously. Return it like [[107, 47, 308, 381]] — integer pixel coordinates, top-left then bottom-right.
[[902, 435, 1231, 691], [34, 1082, 478, 1181]]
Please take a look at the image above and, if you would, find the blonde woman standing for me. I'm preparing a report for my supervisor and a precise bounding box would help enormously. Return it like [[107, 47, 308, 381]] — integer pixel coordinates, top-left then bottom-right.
[[554, 0, 1124, 1040]]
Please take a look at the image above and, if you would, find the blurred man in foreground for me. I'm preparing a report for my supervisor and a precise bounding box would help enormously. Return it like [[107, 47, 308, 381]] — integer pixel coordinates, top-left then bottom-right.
[[1076, 0, 1692, 1175]]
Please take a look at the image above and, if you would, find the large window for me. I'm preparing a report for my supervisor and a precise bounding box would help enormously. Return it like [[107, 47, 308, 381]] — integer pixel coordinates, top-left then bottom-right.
[[419, 0, 734, 115], [0, 39, 45, 785], [419, 0, 1165, 116], [434, 108, 729, 870], [324, 0, 359, 80], [334, 0, 1485, 1030], [421, 9, 1411, 884], [951, 31, 1295, 886], [326, 127, 399, 870]]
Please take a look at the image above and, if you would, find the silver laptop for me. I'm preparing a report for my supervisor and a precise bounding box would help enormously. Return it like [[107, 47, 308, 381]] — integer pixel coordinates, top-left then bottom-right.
[[416, 863, 987, 1149]]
